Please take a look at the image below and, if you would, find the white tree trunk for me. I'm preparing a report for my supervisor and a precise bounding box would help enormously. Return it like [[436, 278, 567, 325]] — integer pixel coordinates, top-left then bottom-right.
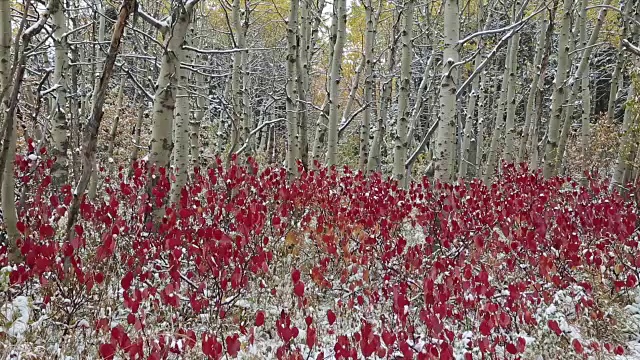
[[326, 0, 347, 167], [285, 0, 300, 176], [483, 39, 512, 183], [611, 83, 637, 190], [296, 0, 310, 169], [359, 0, 377, 173], [518, 16, 548, 162], [393, 0, 414, 182], [459, 53, 483, 179], [149, 6, 194, 171], [607, 4, 629, 124], [475, 70, 489, 175], [2, 118, 18, 242], [0, 0, 10, 116], [460, 2, 490, 179], [502, 30, 521, 164], [367, 8, 399, 173], [434, 0, 459, 182], [229, 0, 246, 156], [543, 0, 572, 178], [51, 0, 70, 186], [170, 44, 192, 204], [191, 71, 206, 172], [556, 0, 611, 172], [311, 0, 336, 168]]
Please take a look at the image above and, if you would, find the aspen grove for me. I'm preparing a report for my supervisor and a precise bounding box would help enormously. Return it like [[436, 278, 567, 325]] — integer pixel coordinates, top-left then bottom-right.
[[1, 0, 640, 359]]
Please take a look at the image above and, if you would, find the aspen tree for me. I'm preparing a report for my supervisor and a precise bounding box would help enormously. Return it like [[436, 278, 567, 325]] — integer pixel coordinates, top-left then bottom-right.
[[50, 0, 70, 186], [557, 0, 611, 172], [285, 0, 300, 176], [543, 0, 572, 178], [435, 0, 459, 182], [518, 16, 549, 162], [326, 0, 347, 167], [359, 0, 377, 173], [393, 0, 414, 182]]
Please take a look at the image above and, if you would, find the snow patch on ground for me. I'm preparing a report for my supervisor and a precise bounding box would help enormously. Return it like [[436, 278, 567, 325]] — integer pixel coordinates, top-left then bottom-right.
[[0, 296, 31, 339]]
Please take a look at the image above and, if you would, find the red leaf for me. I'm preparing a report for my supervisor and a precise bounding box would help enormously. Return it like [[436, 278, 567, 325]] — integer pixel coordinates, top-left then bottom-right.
[[572, 339, 583, 354], [39, 224, 54, 238], [16, 221, 25, 234], [98, 343, 116, 359], [382, 330, 396, 346], [291, 268, 301, 283], [95, 272, 105, 284], [294, 281, 305, 297], [547, 320, 562, 336], [226, 334, 241, 357], [307, 326, 317, 348], [506, 343, 518, 354], [327, 309, 336, 325], [121, 271, 134, 290], [255, 311, 265, 327]]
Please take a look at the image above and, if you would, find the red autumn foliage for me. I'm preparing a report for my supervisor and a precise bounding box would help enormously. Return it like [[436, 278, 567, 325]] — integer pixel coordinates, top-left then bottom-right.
[[2, 152, 639, 359]]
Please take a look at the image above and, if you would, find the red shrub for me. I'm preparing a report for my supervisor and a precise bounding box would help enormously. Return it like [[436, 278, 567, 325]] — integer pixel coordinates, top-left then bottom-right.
[[2, 154, 639, 359]]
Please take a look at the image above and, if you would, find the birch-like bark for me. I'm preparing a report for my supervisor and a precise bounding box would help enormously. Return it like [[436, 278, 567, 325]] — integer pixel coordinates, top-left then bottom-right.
[[170, 44, 192, 204], [556, 0, 610, 171], [241, 23, 251, 157], [483, 39, 512, 183], [502, 30, 521, 163], [311, 0, 337, 167], [578, 0, 591, 160], [229, 0, 244, 156], [612, 6, 639, 189], [326, 0, 347, 167], [309, 0, 326, 59], [191, 71, 206, 171], [543, 0, 572, 178], [435, 0, 459, 182], [148, 3, 196, 172], [0, 0, 17, 246], [1, 112, 17, 236], [0, 0, 52, 261], [50, 0, 70, 187], [368, 7, 399, 173], [296, 0, 310, 169], [0, 0, 10, 129], [460, 1, 489, 179], [611, 84, 637, 189], [475, 70, 489, 174], [407, 53, 435, 148], [460, 53, 483, 179], [359, 0, 376, 173], [607, 2, 631, 121], [69, 47, 81, 181], [518, 16, 548, 162], [393, 0, 414, 181], [285, 0, 300, 176], [299, 0, 325, 167]]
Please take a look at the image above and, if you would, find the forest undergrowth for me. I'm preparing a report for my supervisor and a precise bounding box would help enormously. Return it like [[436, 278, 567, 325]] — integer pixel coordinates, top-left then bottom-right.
[[0, 149, 639, 360]]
